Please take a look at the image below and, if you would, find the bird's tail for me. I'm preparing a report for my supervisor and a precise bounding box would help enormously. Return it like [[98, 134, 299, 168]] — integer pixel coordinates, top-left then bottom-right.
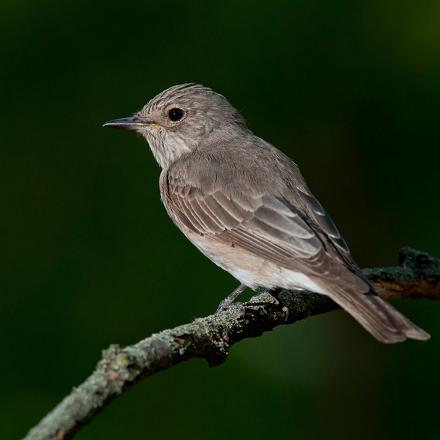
[[322, 283, 430, 343]]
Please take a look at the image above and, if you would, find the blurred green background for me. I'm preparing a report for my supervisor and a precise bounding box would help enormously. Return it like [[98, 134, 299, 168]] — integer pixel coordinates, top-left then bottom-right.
[[2, 0, 440, 438]]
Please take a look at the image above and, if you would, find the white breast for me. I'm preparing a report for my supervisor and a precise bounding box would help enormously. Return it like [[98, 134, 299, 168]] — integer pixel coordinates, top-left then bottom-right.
[[188, 233, 327, 295]]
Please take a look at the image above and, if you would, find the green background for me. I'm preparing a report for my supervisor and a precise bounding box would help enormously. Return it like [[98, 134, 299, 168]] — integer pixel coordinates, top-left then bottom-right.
[[2, 1, 440, 438]]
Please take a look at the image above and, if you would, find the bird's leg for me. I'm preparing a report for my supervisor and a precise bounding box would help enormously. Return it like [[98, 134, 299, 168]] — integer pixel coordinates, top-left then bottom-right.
[[216, 284, 248, 313], [267, 287, 289, 321]]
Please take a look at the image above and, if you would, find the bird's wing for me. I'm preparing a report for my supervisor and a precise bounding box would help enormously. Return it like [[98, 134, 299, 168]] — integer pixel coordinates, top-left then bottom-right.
[[289, 185, 364, 276], [163, 168, 354, 280]]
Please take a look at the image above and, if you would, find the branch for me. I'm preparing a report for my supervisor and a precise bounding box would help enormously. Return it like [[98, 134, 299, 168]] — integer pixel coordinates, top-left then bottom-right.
[[23, 247, 440, 440]]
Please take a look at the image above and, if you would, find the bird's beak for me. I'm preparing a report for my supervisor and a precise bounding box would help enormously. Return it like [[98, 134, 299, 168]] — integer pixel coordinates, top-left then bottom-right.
[[103, 116, 147, 130]]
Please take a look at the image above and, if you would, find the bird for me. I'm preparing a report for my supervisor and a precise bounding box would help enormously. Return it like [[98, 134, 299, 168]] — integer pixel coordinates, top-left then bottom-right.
[[104, 83, 430, 343]]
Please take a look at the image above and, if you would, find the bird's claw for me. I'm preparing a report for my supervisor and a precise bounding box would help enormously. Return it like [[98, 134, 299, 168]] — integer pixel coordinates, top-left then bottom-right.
[[281, 305, 289, 322], [215, 300, 243, 314]]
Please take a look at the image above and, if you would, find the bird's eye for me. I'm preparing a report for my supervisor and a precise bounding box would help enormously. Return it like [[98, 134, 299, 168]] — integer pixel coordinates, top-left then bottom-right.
[[168, 107, 184, 122]]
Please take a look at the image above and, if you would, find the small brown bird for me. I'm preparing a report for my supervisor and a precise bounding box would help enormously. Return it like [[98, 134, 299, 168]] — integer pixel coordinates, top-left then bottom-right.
[[104, 83, 429, 343]]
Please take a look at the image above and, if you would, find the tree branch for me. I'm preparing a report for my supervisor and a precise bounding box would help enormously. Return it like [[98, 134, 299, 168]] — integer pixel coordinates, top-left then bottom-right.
[[23, 247, 440, 440]]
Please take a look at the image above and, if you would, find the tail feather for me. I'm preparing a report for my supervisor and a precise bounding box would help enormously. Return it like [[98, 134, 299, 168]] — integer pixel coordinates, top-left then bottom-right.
[[321, 284, 430, 343]]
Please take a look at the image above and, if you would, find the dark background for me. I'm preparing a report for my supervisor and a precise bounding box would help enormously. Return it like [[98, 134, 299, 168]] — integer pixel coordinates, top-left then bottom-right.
[[2, 1, 440, 438]]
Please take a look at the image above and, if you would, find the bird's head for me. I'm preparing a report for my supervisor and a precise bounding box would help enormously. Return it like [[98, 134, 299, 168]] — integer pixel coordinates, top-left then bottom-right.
[[104, 83, 247, 168]]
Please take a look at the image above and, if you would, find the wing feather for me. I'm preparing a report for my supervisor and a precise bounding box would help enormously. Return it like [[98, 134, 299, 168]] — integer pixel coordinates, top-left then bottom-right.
[[164, 170, 326, 270]]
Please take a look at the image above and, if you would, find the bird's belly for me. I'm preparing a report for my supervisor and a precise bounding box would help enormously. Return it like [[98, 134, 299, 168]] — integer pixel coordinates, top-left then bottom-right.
[[190, 234, 326, 294]]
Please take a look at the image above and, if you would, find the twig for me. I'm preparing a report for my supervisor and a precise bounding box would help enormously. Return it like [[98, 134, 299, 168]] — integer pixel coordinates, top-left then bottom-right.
[[23, 247, 440, 440]]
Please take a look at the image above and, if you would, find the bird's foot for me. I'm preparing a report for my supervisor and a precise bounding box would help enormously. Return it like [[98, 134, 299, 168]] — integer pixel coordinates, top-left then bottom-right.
[[266, 288, 289, 322], [280, 305, 289, 322], [216, 299, 244, 314], [215, 284, 247, 314]]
